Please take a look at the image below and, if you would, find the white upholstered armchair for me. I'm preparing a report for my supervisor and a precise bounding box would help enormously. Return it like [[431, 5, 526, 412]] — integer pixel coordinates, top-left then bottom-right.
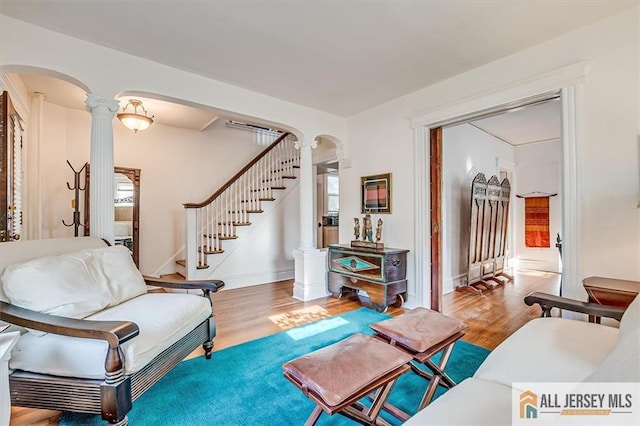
[[0, 237, 224, 425]]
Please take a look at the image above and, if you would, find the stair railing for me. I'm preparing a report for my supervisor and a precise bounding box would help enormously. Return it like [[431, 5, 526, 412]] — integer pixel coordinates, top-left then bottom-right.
[[183, 132, 299, 277]]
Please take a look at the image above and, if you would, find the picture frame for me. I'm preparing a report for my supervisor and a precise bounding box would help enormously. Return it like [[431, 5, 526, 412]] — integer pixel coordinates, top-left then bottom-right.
[[361, 173, 391, 214]]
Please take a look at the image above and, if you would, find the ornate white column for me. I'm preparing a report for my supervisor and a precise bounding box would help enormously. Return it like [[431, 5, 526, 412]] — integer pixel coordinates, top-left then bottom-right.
[[297, 138, 316, 250], [26, 92, 45, 240], [86, 94, 119, 244], [292, 138, 329, 301]]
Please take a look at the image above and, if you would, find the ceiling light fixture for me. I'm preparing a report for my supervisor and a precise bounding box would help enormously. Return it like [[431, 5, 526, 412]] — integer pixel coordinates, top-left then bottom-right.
[[117, 99, 154, 133]]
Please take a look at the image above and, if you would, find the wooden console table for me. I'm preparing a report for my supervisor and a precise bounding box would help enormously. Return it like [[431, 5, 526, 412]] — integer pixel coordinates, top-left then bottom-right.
[[583, 276, 640, 323], [327, 244, 408, 312]]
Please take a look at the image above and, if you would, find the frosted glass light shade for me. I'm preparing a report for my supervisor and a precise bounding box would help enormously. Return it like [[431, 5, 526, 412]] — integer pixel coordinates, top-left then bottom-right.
[[117, 99, 154, 133], [118, 113, 153, 133]]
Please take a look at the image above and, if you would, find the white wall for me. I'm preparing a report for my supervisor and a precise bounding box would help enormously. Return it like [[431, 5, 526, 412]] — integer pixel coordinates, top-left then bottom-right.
[[514, 140, 562, 273], [343, 7, 639, 306], [441, 124, 515, 294], [37, 100, 299, 280]]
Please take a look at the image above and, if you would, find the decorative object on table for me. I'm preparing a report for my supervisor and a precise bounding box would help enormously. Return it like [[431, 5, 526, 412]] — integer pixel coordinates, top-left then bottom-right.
[[459, 173, 513, 295], [328, 244, 409, 312], [353, 217, 360, 240], [351, 213, 384, 249], [363, 213, 373, 242], [361, 172, 391, 214], [62, 160, 87, 237], [376, 218, 383, 242]]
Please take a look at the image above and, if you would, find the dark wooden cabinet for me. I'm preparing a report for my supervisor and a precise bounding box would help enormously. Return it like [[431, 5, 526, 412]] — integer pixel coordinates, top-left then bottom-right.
[[328, 244, 408, 312]]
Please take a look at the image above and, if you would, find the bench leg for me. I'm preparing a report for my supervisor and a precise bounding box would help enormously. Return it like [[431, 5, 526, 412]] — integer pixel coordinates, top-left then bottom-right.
[[411, 342, 457, 410], [304, 406, 323, 426]]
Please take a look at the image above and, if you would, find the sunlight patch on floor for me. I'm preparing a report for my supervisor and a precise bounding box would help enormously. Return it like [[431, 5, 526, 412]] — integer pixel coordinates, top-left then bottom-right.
[[268, 305, 332, 330], [285, 316, 349, 341], [517, 268, 561, 278]]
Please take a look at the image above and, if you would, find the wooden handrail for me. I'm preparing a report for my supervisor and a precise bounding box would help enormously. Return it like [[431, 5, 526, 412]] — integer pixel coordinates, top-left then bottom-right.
[[183, 132, 291, 209]]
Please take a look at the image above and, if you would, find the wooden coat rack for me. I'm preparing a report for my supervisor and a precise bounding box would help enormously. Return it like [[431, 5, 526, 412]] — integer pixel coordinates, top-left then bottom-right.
[[62, 161, 87, 237]]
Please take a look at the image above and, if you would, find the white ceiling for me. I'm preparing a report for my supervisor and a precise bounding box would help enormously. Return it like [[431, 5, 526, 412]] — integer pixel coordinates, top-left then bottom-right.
[[1, 0, 633, 117], [470, 100, 561, 146]]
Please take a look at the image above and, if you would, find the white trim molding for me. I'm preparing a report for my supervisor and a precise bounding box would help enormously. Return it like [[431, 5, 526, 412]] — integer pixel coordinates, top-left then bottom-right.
[[410, 61, 589, 129], [0, 74, 30, 121], [411, 126, 428, 308], [411, 62, 588, 308], [559, 85, 583, 300]]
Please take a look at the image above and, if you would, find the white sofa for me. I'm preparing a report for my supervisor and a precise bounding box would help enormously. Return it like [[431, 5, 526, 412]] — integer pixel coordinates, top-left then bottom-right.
[[0, 237, 224, 425], [406, 291, 640, 425]]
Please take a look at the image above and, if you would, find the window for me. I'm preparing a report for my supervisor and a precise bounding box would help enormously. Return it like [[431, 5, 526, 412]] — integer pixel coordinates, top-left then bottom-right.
[[326, 174, 339, 214]]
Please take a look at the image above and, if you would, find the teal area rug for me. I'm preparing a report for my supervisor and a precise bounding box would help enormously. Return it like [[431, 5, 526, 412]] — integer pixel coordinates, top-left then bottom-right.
[[60, 308, 489, 425]]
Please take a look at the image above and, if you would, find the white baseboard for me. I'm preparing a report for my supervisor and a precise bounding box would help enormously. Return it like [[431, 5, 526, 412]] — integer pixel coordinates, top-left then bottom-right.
[[443, 274, 466, 295], [216, 269, 295, 290], [517, 258, 561, 273]]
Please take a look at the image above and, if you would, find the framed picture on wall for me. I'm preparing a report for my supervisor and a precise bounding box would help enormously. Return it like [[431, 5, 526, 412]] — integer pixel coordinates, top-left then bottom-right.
[[361, 173, 391, 213]]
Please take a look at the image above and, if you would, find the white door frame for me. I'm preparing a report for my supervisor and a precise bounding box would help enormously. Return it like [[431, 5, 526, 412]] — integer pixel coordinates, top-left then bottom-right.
[[410, 62, 588, 308]]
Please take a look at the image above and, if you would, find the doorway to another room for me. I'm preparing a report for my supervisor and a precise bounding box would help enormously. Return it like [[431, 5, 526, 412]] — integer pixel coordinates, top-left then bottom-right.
[[433, 97, 564, 325], [317, 163, 339, 248]]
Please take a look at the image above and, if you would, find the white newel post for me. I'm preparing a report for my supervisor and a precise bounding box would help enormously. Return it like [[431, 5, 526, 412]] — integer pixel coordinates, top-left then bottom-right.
[[292, 138, 329, 301], [86, 95, 119, 244]]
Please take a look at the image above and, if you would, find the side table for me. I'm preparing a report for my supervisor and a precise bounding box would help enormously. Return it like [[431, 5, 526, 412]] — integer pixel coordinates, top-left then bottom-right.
[[1, 331, 20, 426], [327, 244, 409, 312], [583, 276, 640, 323]]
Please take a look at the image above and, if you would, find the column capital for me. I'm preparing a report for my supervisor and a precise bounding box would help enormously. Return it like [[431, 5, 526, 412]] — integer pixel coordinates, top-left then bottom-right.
[[294, 138, 318, 150], [85, 94, 119, 116]]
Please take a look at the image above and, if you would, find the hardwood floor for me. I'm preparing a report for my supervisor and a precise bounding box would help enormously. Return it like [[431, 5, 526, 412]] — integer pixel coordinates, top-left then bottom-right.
[[9, 269, 558, 425]]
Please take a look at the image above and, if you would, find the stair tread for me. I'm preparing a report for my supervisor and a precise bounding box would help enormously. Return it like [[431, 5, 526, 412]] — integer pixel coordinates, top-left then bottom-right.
[[251, 186, 287, 192], [203, 249, 224, 255], [214, 234, 238, 240], [175, 259, 186, 267]]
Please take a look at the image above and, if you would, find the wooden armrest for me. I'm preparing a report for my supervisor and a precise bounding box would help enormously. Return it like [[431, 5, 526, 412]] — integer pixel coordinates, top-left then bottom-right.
[[524, 292, 626, 321], [143, 275, 225, 292], [0, 301, 139, 347]]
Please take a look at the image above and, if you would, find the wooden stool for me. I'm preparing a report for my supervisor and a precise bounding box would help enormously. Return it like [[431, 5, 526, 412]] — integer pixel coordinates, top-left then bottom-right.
[[370, 307, 467, 419], [282, 333, 412, 425]]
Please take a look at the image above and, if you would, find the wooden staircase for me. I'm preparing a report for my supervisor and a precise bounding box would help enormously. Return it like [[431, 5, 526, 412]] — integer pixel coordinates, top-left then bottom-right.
[[179, 133, 300, 279]]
